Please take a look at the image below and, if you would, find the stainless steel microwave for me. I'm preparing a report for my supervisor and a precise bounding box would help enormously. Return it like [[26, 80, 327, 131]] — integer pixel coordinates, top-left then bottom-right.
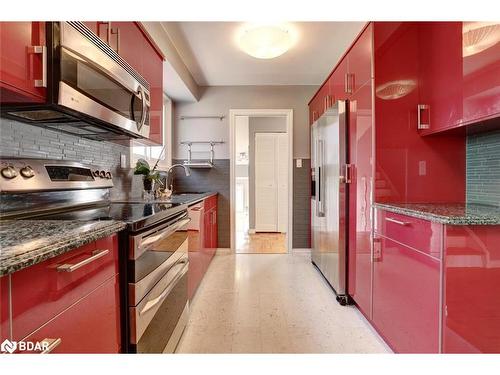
[[2, 22, 151, 141]]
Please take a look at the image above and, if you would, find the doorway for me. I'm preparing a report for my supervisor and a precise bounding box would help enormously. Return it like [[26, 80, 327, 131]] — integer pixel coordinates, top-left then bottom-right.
[[229, 109, 293, 253]]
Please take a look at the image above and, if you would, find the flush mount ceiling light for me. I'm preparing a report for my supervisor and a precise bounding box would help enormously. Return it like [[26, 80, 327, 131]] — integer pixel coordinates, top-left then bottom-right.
[[237, 23, 295, 59], [463, 22, 500, 57]]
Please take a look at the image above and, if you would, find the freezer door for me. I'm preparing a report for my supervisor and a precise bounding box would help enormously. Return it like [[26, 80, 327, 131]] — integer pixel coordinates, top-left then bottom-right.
[[311, 122, 321, 268], [311, 101, 348, 297]]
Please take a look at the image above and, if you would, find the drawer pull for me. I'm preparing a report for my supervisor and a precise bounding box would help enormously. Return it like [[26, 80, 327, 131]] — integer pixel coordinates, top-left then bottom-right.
[[40, 338, 62, 354], [57, 249, 109, 272], [385, 217, 411, 226]]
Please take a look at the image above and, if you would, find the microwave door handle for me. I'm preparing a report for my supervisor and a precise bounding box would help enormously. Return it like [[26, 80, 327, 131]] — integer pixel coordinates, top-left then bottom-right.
[[139, 86, 147, 130]]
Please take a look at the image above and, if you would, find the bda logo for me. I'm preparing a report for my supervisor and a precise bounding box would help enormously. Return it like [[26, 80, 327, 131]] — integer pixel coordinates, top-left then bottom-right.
[[1, 339, 17, 354]]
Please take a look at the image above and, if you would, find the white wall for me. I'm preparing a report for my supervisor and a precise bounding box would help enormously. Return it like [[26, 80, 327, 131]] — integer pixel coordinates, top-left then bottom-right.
[[173, 85, 317, 160]]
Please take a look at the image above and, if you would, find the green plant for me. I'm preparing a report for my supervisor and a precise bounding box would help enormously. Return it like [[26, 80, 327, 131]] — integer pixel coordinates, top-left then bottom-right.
[[133, 159, 161, 183]]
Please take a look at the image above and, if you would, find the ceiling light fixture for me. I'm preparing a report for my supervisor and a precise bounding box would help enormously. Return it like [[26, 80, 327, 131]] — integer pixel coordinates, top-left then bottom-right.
[[237, 23, 295, 59]]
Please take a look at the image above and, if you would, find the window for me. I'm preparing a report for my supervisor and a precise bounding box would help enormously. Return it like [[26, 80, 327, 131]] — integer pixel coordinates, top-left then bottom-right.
[[130, 94, 172, 170]]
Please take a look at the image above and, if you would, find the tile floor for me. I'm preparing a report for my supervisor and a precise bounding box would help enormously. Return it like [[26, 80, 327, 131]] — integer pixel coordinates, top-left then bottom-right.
[[236, 232, 287, 254], [176, 252, 391, 353]]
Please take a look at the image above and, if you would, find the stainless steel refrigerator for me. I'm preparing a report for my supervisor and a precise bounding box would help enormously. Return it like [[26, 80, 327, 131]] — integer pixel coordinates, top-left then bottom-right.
[[311, 100, 350, 305]]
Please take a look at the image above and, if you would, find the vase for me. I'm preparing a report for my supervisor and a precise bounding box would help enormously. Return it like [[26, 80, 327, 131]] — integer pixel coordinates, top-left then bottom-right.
[[142, 178, 154, 201]]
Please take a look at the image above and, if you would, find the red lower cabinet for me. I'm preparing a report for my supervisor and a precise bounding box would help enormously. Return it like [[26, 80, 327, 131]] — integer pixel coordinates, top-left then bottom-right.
[[443, 225, 500, 353], [1, 276, 9, 341], [19, 275, 121, 353], [372, 236, 440, 353], [7, 234, 121, 353]]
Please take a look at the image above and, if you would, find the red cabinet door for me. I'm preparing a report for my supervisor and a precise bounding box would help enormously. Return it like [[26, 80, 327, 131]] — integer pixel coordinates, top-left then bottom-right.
[[0, 276, 9, 342], [372, 236, 440, 353], [211, 208, 218, 250], [11, 234, 119, 341], [141, 35, 164, 145], [373, 22, 465, 204], [0, 22, 46, 103], [347, 80, 373, 317], [348, 23, 373, 94], [331, 56, 349, 101], [443, 225, 500, 353], [418, 22, 463, 135], [20, 275, 121, 353], [462, 22, 500, 126], [111, 22, 144, 74]]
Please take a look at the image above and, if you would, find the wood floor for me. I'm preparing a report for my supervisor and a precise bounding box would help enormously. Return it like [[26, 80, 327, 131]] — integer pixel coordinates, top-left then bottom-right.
[[236, 232, 287, 254]]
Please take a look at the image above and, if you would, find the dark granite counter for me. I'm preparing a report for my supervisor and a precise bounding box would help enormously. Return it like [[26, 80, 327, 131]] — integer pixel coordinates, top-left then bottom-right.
[[0, 220, 126, 276], [374, 202, 500, 225], [112, 192, 217, 207]]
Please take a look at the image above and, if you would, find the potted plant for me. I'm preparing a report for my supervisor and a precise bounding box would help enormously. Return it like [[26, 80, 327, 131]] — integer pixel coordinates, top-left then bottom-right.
[[133, 159, 161, 198]]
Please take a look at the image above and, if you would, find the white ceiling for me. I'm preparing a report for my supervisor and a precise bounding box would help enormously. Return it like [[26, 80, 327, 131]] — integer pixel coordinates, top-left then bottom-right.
[[162, 22, 366, 86]]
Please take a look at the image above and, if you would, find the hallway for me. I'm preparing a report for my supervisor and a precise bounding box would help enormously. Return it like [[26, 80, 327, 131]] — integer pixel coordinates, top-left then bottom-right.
[[176, 252, 390, 353]]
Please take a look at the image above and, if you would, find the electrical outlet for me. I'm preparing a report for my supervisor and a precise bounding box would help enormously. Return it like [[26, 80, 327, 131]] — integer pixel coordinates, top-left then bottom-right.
[[120, 153, 128, 168], [296, 158, 302, 168]]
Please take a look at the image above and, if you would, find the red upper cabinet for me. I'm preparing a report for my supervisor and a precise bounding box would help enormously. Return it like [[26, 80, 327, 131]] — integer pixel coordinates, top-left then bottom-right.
[[0, 22, 46, 103], [443, 225, 500, 353], [111, 22, 144, 74], [348, 23, 373, 93], [331, 56, 349, 101], [347, 80, 373, 317], [141, 34, 164, 145], [373, 22, 466, 204], [418, 22, 463, 135], [462, 22, 500, 126]]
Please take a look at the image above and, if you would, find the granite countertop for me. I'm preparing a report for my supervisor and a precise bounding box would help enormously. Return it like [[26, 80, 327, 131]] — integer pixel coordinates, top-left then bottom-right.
[[374, 202, 500, 225], [0, 220, 126, 276], [112, 191, 217, 206]]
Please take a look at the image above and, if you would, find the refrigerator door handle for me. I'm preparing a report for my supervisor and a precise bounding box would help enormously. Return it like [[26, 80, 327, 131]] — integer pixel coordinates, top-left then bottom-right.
[[317, 139, 325, 217]]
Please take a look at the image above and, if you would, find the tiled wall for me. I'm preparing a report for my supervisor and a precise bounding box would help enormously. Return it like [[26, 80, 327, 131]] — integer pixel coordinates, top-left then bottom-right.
[[467, 129, 500, 207], [0, 118, 144, 199], [172, 158, 311, 249]]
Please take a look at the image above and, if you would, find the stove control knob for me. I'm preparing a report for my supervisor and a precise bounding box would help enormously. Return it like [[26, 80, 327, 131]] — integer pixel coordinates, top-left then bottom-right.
[[20, 165, 35, 178], [1, 166, 18, 179], [93, 170, 100, 178], [99, 170, 106, 178], [105, 172, 112, 179]]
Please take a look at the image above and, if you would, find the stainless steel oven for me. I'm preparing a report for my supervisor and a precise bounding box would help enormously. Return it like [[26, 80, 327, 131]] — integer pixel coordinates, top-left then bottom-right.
[[128, 211, 190, 353], [2, 22, 150, 141]]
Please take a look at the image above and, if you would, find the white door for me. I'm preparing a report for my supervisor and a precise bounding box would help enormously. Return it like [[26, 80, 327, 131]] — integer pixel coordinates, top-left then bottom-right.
[[277, 133, 288, 233], [255, 133, 278, 232], [255, 133, 288, 233]]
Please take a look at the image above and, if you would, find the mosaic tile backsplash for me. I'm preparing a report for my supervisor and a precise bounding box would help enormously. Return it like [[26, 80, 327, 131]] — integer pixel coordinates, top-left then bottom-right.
[[467, 129, 500, 207]]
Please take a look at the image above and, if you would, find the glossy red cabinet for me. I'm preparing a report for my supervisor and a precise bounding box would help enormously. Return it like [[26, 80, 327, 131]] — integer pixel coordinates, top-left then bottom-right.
[[0, 22, 46, 103], [347, 81, 373, 317], [347, 23, 373, 93], [462, 22, 500, 126], [20, 275, 121, 353], [373, 22, 466, 204], [0, 276, 9, 342], [443, 225, 500, 353], [111, 22, 145, 73], [372, 235, 441, 353]]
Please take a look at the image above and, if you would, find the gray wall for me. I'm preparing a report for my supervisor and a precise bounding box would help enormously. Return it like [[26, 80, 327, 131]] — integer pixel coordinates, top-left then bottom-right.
[[0, 118, 144, 200], [293, 159, 311, 248], [467, 129, 500, 207], [172, 159, 230, 247], [173, 85, 317, 159], [248, 116, 287, 229]]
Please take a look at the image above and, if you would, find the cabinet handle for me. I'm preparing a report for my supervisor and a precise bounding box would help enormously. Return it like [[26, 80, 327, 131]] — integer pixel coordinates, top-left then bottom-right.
[[98, 21, 111, 44], [56, 249, 109, 272], [417, 104, 430, 130], [213, 211, 217, 225], [344, 73, 354, 94], [29, 45, 47, 88], [312, 110, 318, 122], [40, 338, 62, 354], [372, 237, 382, 262], [110, 27, 120, 53], [344, 164, 354, 184], [385, 217, 411, 226]]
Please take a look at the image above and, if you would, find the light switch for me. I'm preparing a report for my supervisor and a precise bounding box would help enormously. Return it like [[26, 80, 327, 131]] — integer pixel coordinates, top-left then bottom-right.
[[296, 158, 302, 168]]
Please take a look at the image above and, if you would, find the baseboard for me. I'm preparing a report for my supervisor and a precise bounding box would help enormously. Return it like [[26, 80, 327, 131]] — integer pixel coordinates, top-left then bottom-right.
[[248, 229, 256, 234], [291, 248, 311, 255]]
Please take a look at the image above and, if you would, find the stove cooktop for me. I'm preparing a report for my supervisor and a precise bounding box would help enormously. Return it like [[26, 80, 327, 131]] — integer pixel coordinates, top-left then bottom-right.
[[34, 201, 188, 232]]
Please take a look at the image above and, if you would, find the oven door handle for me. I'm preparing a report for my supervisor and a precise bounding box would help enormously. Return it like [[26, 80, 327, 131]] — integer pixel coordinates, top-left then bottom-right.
[[136, 217, 190, 254], [139, 258, 189, 316]]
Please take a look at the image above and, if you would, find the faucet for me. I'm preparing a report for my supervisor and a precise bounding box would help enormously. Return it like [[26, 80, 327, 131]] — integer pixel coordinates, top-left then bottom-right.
[[165, 164, 191, 194]]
